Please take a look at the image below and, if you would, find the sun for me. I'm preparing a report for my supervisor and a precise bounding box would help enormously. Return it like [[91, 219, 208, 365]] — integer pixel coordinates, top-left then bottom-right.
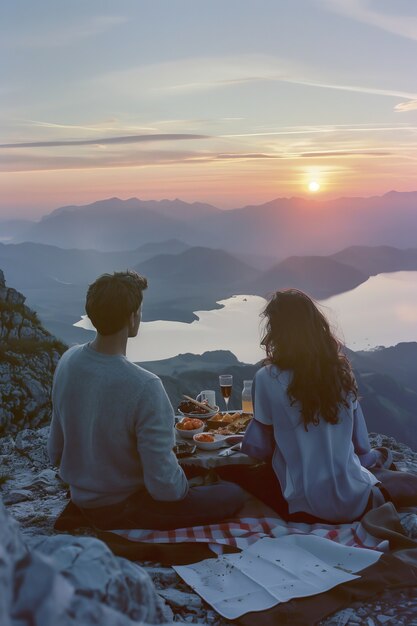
[[308, 181, 320, 193]]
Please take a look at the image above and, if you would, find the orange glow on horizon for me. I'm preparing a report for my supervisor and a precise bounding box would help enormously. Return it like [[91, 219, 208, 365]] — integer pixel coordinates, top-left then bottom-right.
[[1, 152, 416, 218]]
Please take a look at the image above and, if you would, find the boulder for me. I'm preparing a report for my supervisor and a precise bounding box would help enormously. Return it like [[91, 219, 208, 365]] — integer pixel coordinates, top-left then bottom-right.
[[0, 271, 66, 435], [0, 497, 175, 626]]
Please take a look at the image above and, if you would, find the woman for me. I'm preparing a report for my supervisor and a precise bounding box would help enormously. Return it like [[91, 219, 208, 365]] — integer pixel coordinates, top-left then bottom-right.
[[241, 289, 391, 523]]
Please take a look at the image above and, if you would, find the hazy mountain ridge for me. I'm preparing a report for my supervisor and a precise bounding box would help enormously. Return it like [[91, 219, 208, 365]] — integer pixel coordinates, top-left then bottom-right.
[[4, 191, 417, 256], [45, 196, 220, 221], [11, 197, 220, 251], [247, 255, 367, 299], [136, 247, 259, 285], [0, 239, 191, 288], [331, 245, 417, 276]]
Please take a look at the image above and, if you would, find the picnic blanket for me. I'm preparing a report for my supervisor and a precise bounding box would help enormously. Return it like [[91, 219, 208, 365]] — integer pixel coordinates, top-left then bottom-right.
[[108, 496, 391, 620], [109, 494, 390, 554]]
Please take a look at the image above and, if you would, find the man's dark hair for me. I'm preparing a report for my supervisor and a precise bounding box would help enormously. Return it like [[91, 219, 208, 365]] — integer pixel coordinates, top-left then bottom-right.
[[85, 270, 148, 336]]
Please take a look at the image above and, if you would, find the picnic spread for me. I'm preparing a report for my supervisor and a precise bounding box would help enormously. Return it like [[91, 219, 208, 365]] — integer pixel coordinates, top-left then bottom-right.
[[174, 409, 256, 468]]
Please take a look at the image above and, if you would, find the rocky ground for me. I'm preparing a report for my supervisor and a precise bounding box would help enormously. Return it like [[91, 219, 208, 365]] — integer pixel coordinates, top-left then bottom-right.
[[1, 427, 417, 625]]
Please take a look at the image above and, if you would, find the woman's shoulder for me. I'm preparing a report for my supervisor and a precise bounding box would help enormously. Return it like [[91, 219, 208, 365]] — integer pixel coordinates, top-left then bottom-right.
[[256, 364, 291, 387]]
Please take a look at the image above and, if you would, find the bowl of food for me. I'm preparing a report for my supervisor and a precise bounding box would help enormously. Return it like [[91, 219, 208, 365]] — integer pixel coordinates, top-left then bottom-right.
[[177, 399, 220, 420], [193, 432, 226, 450], [175, 417, 205, 439]]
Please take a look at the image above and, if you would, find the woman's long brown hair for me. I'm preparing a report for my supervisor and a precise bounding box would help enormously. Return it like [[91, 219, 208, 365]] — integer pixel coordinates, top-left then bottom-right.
[[261, 289, 357, 429]]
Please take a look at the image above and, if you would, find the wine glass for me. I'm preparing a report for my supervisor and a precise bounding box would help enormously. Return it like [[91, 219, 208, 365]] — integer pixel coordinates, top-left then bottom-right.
[[219, 374, 233, 413]]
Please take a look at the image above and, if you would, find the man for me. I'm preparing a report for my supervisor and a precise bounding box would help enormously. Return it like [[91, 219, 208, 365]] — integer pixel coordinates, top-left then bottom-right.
[[48, 270, 245, 530]]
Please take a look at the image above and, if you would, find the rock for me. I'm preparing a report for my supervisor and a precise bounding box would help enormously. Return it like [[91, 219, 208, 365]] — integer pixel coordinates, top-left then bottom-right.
[[0, 435, 15, 455], [15, 428, 51, 468], [0, 271, 66, 436], [399, 513, 417, 539], [3, 489, 33, 505], [0, 497, 175, 625], [157, 588, 204, 609], [29, 534, 172, 623], [146, 567, 180, 586]]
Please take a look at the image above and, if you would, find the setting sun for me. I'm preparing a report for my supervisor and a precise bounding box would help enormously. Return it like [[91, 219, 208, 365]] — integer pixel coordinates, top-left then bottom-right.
[[308, 181, 321, 193]]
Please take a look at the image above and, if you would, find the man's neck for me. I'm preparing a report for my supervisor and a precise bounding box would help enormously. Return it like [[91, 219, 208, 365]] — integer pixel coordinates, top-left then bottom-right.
[[90, 331, 128, 356]]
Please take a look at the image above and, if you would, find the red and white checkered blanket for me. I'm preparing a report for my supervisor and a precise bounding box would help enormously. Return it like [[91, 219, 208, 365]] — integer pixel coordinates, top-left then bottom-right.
[[109, 498, 389, 554]]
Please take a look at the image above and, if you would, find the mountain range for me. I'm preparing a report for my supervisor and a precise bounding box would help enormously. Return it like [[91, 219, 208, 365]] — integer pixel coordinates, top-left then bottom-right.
[[2, 191, 417, 257]]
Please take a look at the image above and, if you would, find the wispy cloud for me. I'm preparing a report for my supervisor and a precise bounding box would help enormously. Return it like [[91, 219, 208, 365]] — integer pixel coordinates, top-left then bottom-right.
[[16, 119, 158, 133], [0, 148, 284, 173], [2, 15, 127, 48], [280, 77, 417, 104], [107, 54, 417, 112], [318, 0, 417, 42], [300, 150, 392, 158], [222, 124, 417, 139], [216, 153, 280, 160], [0, 134, 209, 150], [395, 100, 417, 113]]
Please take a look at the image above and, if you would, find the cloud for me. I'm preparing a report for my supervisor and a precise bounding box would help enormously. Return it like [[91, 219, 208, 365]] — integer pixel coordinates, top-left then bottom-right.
[[17, 119, 158, 133], [0, 148, 284, 173], [104, 54, 417, 113], [318, 0, 417, 42], [215, 153, 281, 160], [395, 100, 417, 113], [300, 150, 392, 157], [0, 134, 210, 150], [0, 150, 202, 173], [284, 79, 417, 102], [222, 123, 417, 139], [2, 15, 127, 48]]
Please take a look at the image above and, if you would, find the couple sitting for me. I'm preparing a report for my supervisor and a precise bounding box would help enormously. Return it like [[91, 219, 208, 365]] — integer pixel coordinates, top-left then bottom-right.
[[49, 271, 415, 532]]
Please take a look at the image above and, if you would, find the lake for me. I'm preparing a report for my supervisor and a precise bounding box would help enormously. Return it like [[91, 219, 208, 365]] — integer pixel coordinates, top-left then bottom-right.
[[75, 271, 417, 363]]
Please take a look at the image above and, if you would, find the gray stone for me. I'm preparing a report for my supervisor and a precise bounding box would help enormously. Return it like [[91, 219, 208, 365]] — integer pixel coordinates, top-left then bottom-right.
[[0, 497, 175, 625], [30, 534, 172, 623], [3, 489, 33, 505], [0, 272, 64, 435], [0, 435, 15, 455], [15, 428, 50, 467], [158, 588, 204, 609], [399, 512, 417, 539]]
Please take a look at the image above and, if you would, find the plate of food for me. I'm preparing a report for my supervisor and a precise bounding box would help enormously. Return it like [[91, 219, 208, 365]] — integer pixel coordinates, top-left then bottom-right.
[[208, 412, 252, 435], [193, 432, 226, 451], [175, 417, 205, 439], [177, 398, 219, 420]]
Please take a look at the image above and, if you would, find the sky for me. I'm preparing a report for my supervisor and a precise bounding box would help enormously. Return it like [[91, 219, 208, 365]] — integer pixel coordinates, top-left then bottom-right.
[[1, 0, 417, 218]]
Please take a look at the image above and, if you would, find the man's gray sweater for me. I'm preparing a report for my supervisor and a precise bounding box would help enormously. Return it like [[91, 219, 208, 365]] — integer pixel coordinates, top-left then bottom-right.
[[48, 343, 188, 508]]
